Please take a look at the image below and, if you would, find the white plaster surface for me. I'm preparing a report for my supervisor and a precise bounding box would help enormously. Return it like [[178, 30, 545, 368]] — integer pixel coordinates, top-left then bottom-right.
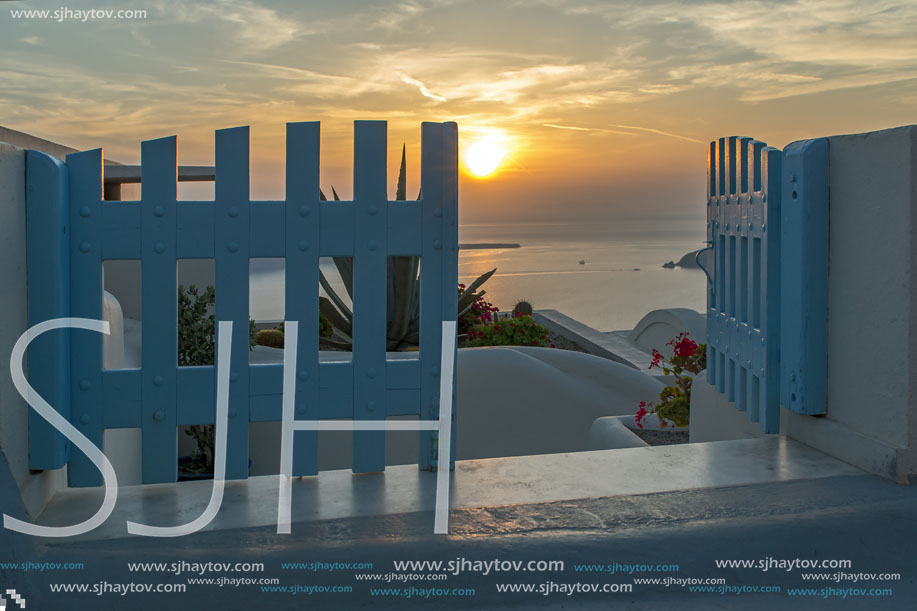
[[35, 437, 862, 541]]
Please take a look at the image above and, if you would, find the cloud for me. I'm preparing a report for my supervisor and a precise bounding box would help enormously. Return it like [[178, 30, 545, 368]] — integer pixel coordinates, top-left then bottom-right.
[[157, 0, 302, 51], [398, 72, 447, 101]]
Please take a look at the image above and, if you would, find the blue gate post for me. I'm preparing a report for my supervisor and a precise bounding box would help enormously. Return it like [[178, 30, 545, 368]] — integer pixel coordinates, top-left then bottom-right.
[[780, 139, 829, 416], [26, 151, 71, 470]]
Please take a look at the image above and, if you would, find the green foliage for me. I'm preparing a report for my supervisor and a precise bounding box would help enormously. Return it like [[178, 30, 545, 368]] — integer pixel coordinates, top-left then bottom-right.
[[177, 285, 257, 367], [466, 315, 551, 347], [177, 284, 257, 474]]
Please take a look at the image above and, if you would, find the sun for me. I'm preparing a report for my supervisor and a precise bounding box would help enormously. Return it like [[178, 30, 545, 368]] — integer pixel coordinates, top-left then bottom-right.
[[463, 136, 508, 178]]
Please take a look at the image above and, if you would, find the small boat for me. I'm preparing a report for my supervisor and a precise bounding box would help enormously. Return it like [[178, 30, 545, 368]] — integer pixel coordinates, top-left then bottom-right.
[[579, 259, 585, 265]]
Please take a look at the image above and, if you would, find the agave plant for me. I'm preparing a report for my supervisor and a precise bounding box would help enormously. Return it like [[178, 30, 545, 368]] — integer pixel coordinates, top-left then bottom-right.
[[319, 146, 495, 351]]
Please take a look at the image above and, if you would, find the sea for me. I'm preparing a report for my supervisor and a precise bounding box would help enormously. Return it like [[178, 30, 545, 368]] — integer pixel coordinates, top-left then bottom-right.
[[249, 218, 709, 333]]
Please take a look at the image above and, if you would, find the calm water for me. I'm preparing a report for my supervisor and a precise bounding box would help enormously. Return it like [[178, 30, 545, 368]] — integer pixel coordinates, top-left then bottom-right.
[[250, 218, 709, 332]]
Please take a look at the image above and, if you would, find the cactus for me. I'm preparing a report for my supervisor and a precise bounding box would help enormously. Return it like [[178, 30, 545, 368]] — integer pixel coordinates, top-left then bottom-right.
[[319, 145, 494, 350], [512, 299, 533, 317], [255, 329, 285, 348]]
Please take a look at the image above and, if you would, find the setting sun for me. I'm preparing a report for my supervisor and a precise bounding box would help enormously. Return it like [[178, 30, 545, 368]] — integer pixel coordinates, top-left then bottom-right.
[[463, 136, 509, 178]]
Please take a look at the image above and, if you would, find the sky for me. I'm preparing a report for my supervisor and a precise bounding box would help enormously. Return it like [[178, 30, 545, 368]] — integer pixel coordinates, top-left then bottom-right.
[[1, 0, 915, 222]]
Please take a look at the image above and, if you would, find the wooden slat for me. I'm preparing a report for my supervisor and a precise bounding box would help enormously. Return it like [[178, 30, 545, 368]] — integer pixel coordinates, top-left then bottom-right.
[[140, 135, 179, 483], [285, 121, 322, 475], [419, 123, 444, 470], [780, 138, 829, 416], [26, 151, 72, 470], [351, 121, 388, 473], [214, 126, 252, 480], [66, 148, 105, 487]]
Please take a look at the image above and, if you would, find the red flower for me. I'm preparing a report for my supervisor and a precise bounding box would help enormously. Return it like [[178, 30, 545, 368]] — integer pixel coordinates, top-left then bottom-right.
[[650, 349, 663, 369], [674, 337, 698, 358], [635, 405, 648, 429]]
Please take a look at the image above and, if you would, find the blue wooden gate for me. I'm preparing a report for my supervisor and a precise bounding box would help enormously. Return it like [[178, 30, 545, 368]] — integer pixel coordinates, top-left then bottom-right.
[[26, 121, 459, 488], [705, 136, 782, 433]]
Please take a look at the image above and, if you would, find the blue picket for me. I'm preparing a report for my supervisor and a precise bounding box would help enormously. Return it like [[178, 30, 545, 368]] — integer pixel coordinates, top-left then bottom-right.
[[140, 136, 179, 484], [214, 126, 252, 481], [284, 122, 321, 476], [352, 121, 389, 474], [66, 148, 105, 486]]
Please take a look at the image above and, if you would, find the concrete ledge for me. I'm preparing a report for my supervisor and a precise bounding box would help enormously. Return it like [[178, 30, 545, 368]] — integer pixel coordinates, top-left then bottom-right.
[[534, 309, 654, 370], [35, 437, 861, 542]]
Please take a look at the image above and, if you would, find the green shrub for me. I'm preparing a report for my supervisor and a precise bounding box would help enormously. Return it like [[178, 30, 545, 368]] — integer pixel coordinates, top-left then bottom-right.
[[466, 315, 553, 348], [177, 284, 257, 474]]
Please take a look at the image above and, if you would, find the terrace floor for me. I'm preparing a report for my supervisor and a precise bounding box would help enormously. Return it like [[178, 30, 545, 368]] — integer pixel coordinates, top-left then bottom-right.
[[13, 438, 917, 610], [38, 437, 859, 541]]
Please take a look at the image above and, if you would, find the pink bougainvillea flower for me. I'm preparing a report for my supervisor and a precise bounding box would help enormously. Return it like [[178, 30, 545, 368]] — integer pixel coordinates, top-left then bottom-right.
[[674, 337, 698, 358], [635, 405, 648, 429]]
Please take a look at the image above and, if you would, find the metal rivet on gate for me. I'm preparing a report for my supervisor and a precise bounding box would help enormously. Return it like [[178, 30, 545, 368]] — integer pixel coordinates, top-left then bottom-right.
[[299, 204, 311, 217], [79, 206, 91, 218], [153, 205, 165, 218], [296, 404, 306, 416], [791, 191, 798, 200], [153, 375, 163, 387], [748, 222, 754, 231], [433, 239, 442, 250], [367, 240, 378, 251], [433, 207, 443, 218], [79, 241, 91, 253], [366, 401, 376, 413], [760, 337, 766, 345], [367, 204, 378, 216], [431, 365, 440, 376], [80, 414, 91, 425], [154, 242, 165, 254], [736, 223, 742, 232], [366, 367, 377, 379], [298, 240, 310, 252], [298, 371, 308, 382], [762, 194, 767, 202], [228, 206, 239, 218], [725, 223, 730, 231], [790, 174, 797, 183], [79, 379, 90, 391], [761, 224, 767, 232], [230, 371, 239, 382], [153, 410, 164, 422], [227, 241, 239, 253], [229, 408, 237, 418]]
